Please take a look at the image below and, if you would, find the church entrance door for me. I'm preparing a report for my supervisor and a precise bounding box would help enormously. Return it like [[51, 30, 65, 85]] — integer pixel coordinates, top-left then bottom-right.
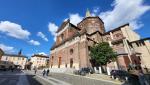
[[70, 58, 73, 68], [58, 57, 61, 68]]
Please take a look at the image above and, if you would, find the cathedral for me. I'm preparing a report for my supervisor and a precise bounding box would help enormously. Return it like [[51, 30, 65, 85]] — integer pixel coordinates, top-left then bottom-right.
[[49, 10, 150, 72]]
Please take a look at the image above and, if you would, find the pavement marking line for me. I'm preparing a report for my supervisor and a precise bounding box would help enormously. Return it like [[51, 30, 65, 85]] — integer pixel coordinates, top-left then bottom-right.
[[17, 73, 30, 85], [0, 78, 6, 84], [65, 73, 122, 85]]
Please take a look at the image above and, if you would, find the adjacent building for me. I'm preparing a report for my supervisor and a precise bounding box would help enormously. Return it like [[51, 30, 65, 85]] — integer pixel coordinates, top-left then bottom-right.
[[0, 51, 27, 69], [130, 38, 150, 69], [0, 48, 4, 61], [49, 10, 150, 72], [31, 54, 49, 69]]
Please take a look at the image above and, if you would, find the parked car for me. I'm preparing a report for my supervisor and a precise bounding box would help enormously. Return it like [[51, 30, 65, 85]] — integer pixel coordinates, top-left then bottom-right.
[[110, 70, 130, 81], [0, 61, 14, 71]]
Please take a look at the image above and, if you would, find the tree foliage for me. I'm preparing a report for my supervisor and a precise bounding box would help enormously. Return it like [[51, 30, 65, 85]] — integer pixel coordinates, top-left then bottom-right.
[[90, 42, 117, 66]]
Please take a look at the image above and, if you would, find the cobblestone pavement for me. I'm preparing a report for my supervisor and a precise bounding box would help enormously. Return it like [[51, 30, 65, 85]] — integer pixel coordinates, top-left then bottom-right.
[[25, 70, 127, 85], [0, 70, 131, 85], [86, 73, 121, 83], [24, 70, 71, 85], [0, 70, 54, 85], [0, 70, 29, 85], [49, 73, 123, 85]]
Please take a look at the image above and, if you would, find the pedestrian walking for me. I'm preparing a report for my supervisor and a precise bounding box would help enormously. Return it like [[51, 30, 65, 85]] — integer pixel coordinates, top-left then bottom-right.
[[34, 68, 37, 74], [46, 69, 49, 76], [11, 67, 14, 72], [42, 69, 46, 77]]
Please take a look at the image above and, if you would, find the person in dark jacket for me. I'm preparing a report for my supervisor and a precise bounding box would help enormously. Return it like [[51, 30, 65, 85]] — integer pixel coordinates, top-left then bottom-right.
[[43, 69, 46, 77], [46, 69, 50, 76]]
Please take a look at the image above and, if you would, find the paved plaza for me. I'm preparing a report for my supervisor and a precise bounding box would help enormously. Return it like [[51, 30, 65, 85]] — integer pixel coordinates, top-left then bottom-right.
[[0, 70, 130, 85], [0, 70, 29, 85]]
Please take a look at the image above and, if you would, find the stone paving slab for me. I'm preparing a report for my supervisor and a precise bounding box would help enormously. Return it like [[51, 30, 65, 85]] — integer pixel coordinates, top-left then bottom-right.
[[86, 74, 121, 83], [24, 70, 71, 85], [49, 73, 122, 85]]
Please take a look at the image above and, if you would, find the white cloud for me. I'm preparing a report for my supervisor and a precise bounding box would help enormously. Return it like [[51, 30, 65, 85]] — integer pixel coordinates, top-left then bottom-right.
[[48, 22, 58, 41], [69, 13, 83, 25], [37, 32, 48, 42], [130, 21, 144, 30], [0, 44, 15, 53], [38, 52, 48, 56], [99, 0, 150, 30], [0, 21, 30, 39], [93, 7, 100, 14], [28, 40, 40, 46], [49, 13, 83, 41]]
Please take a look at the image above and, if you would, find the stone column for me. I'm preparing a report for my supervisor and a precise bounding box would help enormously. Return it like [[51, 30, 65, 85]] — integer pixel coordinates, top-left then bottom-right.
[[94, 67, 98, 73], [99, 66, 102, 74], [107, 67, 111, 75], [114, 61, 119, 70]]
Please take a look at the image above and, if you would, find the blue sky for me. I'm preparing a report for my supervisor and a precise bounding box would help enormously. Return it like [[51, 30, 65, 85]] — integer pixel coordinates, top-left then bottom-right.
[[0, 0, 150, 58]]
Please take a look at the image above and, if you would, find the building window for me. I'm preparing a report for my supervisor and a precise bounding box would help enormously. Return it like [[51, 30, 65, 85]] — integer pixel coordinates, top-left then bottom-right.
[[115, 33, 121, 38], [93, 38, 95, 41], [61, 34, 64, 41], [70, 49, 74, 55], [13, 57, 15, 60], [130, 44, 133, 48], [106, 37, 110, 41], [136, 42, 140, 47], [6, 57, 8, 60], [88, 46, 91, 51], [141, 41, 145, 45], [138, 56, 141, 61]]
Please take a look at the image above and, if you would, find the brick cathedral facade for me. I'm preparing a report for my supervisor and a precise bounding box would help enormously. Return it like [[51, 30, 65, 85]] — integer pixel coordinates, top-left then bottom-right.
[[49, 10, 150, 71]]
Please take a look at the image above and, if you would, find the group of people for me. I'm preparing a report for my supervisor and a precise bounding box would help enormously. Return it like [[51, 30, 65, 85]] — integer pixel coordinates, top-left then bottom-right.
[[34, 67, 50, 77], [42, 69, 49, 77]]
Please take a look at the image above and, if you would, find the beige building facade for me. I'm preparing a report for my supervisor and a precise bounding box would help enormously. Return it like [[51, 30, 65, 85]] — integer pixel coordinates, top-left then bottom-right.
[[0, 48, 4, 61], [1, 54, 27, 69], [49, 11, 150, 71], [130, 38, 150, 69], [31, 54, 49, 69]]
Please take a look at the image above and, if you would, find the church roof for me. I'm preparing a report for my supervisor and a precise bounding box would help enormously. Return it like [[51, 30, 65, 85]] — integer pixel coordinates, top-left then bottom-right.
[[56, 19, 70, 33], [56, 19, 81, 33], [77, 16, 104, 26], [51, 30, 86, 50], [103, 23, 129, 35], [130, 37, 150, 43], [32, 54, 49, 58]]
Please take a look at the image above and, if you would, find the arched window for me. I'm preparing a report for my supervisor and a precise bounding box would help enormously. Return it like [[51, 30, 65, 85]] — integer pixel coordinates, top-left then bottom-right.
[[51, 56, 54, 68], [61, 34, 64, 41], [70, 49, 73, 55]]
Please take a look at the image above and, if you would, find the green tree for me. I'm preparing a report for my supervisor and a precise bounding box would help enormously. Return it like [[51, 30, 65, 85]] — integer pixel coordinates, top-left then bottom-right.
[[90, 42, 117, 66]]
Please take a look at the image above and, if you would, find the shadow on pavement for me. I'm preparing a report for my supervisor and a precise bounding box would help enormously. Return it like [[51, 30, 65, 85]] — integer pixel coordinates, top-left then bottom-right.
[[26, 75, 43, 85], [122, 74, 141, 85], [145, 74, 150, 85]]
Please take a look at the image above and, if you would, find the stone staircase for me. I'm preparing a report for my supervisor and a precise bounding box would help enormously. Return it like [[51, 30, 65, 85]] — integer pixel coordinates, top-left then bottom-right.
[[49, 68, 75, 73]]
